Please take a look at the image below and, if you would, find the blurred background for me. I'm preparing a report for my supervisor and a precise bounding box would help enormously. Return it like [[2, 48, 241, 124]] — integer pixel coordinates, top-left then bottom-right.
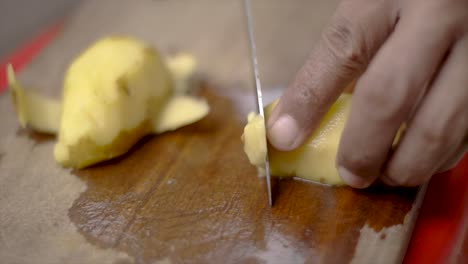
[[0, 0, 339, 94], [0, 0, 80, 58]]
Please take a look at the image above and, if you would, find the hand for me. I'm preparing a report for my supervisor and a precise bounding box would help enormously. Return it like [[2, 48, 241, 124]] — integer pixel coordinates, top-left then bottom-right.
[[266, 0, 468, 188]]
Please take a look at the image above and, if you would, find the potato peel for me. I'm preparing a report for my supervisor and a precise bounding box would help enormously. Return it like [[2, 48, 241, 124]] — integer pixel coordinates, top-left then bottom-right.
[[166, 53, 198, 95], [153, 95, 209, 134], [7, 64, 61, 134]]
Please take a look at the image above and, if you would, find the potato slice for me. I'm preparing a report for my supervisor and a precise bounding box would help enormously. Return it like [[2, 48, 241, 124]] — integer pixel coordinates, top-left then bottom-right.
[[242, 94, 352, 185], [241, 113, 268, 169]]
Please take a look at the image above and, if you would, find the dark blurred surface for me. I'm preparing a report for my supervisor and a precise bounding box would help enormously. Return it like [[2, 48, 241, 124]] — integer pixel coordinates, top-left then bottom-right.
[[0, 0, 80, 59]]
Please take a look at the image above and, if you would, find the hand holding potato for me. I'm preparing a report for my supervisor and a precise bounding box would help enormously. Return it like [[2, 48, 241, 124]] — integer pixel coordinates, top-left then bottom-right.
[[267, 0, 468, 188]]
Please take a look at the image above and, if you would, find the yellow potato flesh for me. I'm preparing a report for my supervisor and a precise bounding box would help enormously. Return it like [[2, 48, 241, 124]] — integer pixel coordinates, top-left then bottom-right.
[[54, 37, 173, 168], [242, 113, 268, 169], [242, 94, 352, 185]]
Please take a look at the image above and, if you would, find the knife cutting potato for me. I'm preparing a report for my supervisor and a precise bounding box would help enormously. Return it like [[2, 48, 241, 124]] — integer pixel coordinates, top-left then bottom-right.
[[264, 0, 468, 189]]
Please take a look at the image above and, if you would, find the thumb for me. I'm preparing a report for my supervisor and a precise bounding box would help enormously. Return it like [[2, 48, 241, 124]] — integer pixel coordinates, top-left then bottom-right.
[[267, 0, 396, 151]]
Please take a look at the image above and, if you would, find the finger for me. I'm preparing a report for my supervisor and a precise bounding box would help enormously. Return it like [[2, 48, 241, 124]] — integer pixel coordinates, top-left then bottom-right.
[[337, 10, 455, 188], [266, 0, 397, 151], [382, 37, 468, 186]]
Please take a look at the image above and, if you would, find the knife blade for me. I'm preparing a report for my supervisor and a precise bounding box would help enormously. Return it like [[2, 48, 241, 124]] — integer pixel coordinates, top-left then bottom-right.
[[244, 0, 273, 207]]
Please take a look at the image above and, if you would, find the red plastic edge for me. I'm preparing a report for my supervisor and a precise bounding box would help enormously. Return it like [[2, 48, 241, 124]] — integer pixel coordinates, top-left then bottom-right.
[[404, 154, 468, 264], [0, 22, 63, 92]]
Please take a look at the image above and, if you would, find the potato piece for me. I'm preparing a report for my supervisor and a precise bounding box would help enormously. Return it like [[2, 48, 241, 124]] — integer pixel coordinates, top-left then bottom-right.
[[7, 64, 61, 134], [242, 94, 352, 185]]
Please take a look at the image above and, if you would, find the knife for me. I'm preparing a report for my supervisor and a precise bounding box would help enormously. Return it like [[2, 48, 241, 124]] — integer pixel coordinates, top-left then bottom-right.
[[244, 0, 273, 207]]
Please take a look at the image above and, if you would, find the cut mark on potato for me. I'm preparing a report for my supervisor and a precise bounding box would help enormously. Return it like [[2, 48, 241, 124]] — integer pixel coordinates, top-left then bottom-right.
[[153, 95, 209, 134], [6, 64, 61, 134]]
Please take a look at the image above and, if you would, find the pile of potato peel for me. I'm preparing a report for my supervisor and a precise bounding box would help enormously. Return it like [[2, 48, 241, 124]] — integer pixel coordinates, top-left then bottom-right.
[[7, 36, 209, 169]]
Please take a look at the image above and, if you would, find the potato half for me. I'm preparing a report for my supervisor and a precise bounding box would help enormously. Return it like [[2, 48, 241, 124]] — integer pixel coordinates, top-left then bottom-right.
[[242, 95, 352, 185]]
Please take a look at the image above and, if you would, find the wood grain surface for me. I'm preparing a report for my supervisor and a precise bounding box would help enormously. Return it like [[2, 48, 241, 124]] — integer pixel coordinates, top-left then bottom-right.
[[0, 1, 428, 263]]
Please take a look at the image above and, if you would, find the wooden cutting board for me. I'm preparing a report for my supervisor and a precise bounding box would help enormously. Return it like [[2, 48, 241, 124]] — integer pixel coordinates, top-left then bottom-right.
[[68, 86, 424, 264], [0, 1, 427, 263]]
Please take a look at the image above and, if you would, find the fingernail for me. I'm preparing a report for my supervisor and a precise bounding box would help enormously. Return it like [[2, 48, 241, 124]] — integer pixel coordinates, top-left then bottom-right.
[[338, 167, 371, 189], [267, 115, 300, 150]]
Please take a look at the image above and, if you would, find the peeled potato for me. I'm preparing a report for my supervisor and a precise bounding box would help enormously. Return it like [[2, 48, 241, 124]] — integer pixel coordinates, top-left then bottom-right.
[[242, 94, 352, 185], [53, 37, 174, 168], [7, 36, 209, 169]]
